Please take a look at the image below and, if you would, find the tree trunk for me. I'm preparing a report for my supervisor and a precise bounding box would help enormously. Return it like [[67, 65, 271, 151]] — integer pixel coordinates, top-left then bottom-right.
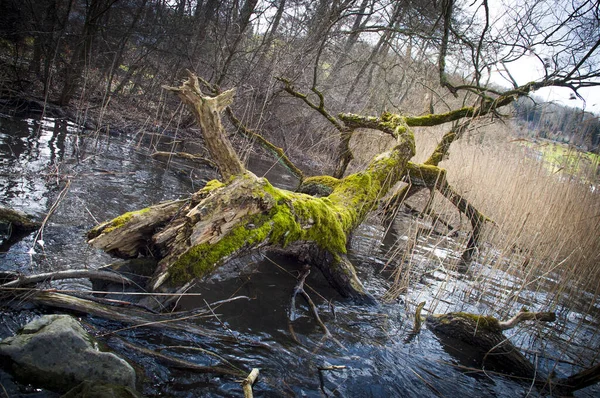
[[58, 0, 110, 105], [88, 73, 416, 304]]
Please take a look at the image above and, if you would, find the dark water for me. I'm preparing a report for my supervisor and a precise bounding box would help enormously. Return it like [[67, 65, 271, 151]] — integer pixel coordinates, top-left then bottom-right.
[[0, 114, 599, 397]]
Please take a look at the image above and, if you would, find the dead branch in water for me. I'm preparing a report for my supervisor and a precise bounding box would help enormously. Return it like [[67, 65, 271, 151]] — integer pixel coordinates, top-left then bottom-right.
[[241, 368, 260, 398], [1, 269, 136, 288], [113, 337, 245, 377], [498, 309, 556, 330], [151, 151, 217, 169], [3, 289, 244, 340], [288, 265, 343, 349]]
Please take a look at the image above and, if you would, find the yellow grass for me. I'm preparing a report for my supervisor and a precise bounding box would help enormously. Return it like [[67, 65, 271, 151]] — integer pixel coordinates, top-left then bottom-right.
[[380, 120, 600, 311]]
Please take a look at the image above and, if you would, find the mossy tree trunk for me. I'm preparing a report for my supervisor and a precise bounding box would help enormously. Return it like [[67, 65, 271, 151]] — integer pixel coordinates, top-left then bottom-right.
[[88, 72, 415, 303], [427, 310, 556, 378], [88, 73, 523, 303]]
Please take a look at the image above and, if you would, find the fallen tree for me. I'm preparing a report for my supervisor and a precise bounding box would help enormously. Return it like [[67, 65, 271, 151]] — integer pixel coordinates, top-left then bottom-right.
[[86, 72, 536, 305], [427, 309, 556, 378], [427, 309, 600, 394]]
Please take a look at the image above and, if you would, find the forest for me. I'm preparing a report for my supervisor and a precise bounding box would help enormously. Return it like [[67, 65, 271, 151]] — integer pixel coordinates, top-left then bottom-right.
[[0, 0, 599, 397]]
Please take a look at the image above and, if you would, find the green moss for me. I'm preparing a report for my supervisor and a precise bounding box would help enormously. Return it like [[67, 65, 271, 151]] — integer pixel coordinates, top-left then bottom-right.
[[170, 177, 357, 282], [405, 107, 475, 126], [380, 112, 408, 138], [167, 129, 417, 284], [170, 213, 273, 282], [454, 312, 501, 331], [98, 207, 151, 235], [298, 175, 340, 196], [406, 162, 447, 185], [203, 179, 225, 192]]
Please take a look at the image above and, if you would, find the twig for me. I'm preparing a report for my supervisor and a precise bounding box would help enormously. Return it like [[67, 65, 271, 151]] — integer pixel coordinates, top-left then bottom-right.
[[289, 265, 344, 349], [241, 368, 260, 398], [408, 367, 444, 397], [317, 365, 346, 397], [204, 298, 239, 342], [114, 337, 244, 377], [31, 179, 71, 252], [151, 151, 217, 169]]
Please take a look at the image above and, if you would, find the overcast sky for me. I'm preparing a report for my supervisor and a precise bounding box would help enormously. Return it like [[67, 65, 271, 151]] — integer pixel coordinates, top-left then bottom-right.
[[484, 0, 600, 115]]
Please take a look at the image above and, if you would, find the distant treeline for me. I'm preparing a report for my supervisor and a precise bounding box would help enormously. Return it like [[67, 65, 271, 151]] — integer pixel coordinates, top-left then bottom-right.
[[513, 98, 600, 152]]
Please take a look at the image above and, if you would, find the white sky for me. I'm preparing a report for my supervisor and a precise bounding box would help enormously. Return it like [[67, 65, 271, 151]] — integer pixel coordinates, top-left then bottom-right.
[[483, 0, 600, 115]]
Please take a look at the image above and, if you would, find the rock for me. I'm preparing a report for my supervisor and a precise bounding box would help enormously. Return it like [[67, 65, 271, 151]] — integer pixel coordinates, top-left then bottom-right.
[[0, 314, 136, 393]]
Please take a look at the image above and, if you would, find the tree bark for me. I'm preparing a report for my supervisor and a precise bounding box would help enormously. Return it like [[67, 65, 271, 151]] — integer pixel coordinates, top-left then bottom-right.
[[163, 71, 245, 179], [88, 76, 416, 303]]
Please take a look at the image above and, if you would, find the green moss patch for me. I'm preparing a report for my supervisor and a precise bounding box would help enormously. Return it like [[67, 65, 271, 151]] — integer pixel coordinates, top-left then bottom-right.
[[102, 207, 151, 234]]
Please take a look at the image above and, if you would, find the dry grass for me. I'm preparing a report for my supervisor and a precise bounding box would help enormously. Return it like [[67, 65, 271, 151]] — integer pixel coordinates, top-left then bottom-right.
[[441, 122, 600, 293], [378, 119, 599, 302], [377, 119, 600, 373]]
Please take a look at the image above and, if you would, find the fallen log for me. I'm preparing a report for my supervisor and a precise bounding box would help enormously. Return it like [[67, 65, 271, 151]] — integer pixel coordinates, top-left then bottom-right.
[[0, 206, 40, 231], [427, 310, 556, 378], [88, 72, 416, 304]]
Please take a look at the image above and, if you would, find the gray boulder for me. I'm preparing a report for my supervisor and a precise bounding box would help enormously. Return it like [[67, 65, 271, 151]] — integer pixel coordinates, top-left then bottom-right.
[[0, 314, 136, 393]]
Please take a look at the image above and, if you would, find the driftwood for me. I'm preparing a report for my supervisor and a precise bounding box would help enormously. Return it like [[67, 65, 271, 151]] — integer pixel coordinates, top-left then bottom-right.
[[427, 310, 556, 378], [5, 289, 243, 340]]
